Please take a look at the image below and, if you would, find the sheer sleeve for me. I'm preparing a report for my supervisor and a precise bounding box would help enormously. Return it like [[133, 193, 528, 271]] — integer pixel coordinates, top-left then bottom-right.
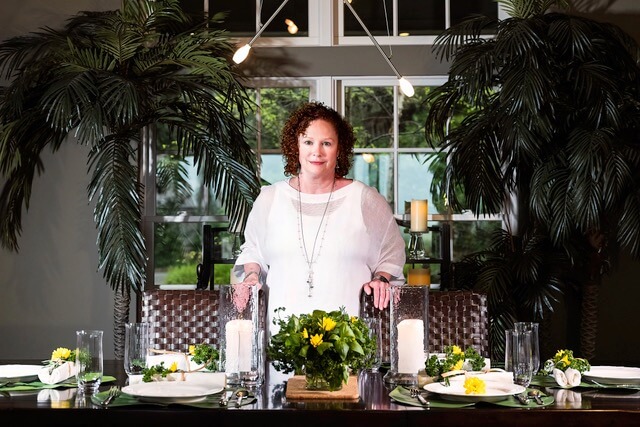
[[232, 185, 275, 282], [361, 185, 406, 284]]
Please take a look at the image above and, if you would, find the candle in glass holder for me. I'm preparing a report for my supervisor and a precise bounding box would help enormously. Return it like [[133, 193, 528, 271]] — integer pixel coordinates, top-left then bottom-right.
[[408, 267, 430, 286], [397, 319, 425, 373], [225, 319, 253, 372], [410, 199, 428, 232]]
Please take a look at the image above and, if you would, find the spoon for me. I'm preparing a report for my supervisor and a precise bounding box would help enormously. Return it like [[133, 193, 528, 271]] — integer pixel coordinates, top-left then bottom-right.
[[528, 389, 544, 405], [235, 389, 248, 408]]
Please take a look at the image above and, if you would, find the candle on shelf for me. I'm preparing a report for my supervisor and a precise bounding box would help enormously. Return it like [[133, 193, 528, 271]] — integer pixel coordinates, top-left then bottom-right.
[[410, 199, 428, 232], [407, 267, 431, 287], [397, 318, 425, 373], [225, 319, 253, 372]]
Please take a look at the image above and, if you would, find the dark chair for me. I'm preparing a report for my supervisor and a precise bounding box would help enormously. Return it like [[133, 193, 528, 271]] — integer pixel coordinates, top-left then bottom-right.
[[141, 285, 268, 353], [360, 289, 490, 364]]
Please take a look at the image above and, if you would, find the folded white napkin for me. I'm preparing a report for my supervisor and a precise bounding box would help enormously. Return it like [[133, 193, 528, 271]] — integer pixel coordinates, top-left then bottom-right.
[[37, 387, 76, 402], [553, 367, 581, 388], [448, 369, 514, 384], [128, 371, 226, 387], [37, 361, 75, 385], [146, 354, 192, 372]]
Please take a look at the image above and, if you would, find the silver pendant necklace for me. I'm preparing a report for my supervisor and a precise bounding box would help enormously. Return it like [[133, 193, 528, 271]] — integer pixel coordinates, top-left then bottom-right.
[[297, 177, 335, 297]]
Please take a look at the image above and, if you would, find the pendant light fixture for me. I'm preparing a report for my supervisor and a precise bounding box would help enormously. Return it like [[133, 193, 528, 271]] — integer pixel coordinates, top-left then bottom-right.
[[232, 0, 415, 97]]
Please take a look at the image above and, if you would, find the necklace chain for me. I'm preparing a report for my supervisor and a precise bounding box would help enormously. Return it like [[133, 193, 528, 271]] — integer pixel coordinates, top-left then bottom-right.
[[297, 177, 335, 297]]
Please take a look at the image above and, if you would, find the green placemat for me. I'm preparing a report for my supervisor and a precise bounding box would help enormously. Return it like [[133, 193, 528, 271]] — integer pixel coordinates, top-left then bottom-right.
[[0, 375, 117, 392], [530, 374, 640, 390], [389, 386, 554, 408], [91, 388, 257, 408]]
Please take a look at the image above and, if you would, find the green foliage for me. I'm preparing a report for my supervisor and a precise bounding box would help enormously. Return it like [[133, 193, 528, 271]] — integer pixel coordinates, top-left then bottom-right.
[[0, 0, 261, 295], [424, 0, 640, 360], [164, 263, 198, 284], [540, 349, 590, 375], [267, 307, 375, 391], [425, 345, 487, 384]]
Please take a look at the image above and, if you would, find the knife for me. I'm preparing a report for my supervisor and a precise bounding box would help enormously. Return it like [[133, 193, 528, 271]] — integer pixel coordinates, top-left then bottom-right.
[[514, 393, 529, 405], [219, 390, 232, 406]]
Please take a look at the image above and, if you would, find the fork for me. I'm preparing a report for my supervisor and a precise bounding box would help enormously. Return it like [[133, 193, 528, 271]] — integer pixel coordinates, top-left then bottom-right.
[[409, 386, 430, 406], [101, 386, 121, 408]]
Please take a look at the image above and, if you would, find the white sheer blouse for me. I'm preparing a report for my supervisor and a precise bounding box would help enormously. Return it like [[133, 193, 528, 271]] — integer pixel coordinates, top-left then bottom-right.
[[234, 179, 406, 333]]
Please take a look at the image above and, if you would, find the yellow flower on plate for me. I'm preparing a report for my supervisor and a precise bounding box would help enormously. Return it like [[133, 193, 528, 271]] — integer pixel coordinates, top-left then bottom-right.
[[463, 376, 486, 395], [169, 361, 178, 372], [452, 359, 464, 371], [188, 345, 196, 355], [451, 345, 463, 355]]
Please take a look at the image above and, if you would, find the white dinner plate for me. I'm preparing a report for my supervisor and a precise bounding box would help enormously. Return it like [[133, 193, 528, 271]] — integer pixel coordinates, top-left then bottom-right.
[[424, 381, 526, 403], [583, 366, 640, 386], [122, 381, 223, 404], [0, 364, 43, 383]]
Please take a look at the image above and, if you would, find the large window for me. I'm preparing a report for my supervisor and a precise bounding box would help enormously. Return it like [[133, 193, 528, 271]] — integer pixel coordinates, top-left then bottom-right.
[[143, 1, 503, 288]]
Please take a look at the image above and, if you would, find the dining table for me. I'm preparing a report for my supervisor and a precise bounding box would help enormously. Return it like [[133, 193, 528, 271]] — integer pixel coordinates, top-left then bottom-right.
[[2, 358, 640, 426]]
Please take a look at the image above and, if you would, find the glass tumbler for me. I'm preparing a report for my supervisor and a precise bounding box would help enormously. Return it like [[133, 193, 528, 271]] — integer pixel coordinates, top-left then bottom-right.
[[124, 322, 152, 377], [514, 321, 540, 374], [362, 316, 383, 372], [504, 329, 534, 387], [383, 284, 429, 386], [75, 330, 103, 395]]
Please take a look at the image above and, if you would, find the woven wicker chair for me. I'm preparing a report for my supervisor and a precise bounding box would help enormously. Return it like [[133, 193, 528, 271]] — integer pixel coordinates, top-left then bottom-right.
[[359, 289, 490, 364], [141, 286, 268, 353]]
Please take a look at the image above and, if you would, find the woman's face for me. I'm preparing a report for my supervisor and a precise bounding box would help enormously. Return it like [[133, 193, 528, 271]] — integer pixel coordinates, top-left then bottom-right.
[[297, 119, 338, 179]]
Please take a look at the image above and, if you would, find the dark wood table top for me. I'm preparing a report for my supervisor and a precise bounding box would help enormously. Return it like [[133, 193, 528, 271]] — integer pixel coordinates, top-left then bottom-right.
[[2, 359, 640, 426]]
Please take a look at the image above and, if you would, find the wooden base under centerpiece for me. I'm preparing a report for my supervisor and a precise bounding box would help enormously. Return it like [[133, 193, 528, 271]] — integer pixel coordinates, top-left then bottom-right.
[[285, 375, 359, 401]]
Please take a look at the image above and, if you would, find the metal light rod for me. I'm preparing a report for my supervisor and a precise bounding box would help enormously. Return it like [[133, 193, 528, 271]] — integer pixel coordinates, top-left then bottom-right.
[[233, 0, 292, 64], [343, 0, 414, 97], [233, 0, 415, 97]]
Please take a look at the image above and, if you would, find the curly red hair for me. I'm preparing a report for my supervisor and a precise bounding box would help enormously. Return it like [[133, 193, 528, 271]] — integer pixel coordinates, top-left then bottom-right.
[[280, 101, 355, 177]]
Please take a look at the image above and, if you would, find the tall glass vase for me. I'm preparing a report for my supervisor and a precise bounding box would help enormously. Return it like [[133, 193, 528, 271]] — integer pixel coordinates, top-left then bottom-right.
[[383, 284, 429, 386], [219, 284, 264, 387]]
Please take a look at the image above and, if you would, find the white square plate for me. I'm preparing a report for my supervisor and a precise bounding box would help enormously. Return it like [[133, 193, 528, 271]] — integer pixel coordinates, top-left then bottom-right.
[[0, 364, 43, 383]]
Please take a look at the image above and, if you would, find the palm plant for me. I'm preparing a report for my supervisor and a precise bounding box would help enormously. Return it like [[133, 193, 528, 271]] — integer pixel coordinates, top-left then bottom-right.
[[425, 0, 640, 361], [0, 0, 261, 356]]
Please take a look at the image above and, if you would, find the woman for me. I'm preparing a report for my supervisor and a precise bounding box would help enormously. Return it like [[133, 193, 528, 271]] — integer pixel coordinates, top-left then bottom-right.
[[233, 101, 406, 329]]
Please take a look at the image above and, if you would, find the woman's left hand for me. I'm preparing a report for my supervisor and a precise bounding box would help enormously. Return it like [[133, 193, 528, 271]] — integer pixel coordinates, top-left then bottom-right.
[[363, 276, 391, 310]]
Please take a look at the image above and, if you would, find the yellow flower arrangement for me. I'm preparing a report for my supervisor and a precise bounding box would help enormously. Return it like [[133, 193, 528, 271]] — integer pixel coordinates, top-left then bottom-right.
[[463, 376, 487, 395], [43, 347, 77, 373], [141, 343, 219, 382], [540, 349, 590, 375], [424, 345, 487, 384], [267, 307, 375, 391]]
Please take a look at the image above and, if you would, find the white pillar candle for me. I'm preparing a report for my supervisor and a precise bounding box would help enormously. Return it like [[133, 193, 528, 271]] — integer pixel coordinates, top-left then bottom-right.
[[225, 319, 253, 372], [410, 199, 428, 232], [397, 318, 425, 374]]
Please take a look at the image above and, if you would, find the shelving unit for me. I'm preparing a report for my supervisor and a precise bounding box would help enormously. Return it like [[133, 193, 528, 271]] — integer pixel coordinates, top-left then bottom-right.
[[395, 218, 451, 290]]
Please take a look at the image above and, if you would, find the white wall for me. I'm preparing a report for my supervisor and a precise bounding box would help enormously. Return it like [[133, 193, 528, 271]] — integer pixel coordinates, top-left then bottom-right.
[[0, 0, 121, 359]]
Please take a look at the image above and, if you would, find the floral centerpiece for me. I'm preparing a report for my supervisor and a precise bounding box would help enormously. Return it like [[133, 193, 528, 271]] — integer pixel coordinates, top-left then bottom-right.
[[424, 345, 487, 385], [539, 349, 590, 388], [267, 307, 375, 391]]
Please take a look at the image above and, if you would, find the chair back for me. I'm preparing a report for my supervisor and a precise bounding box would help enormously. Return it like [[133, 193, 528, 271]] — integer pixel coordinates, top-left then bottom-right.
[[359, 289, 490, 363], [141, 286, 268, 353]]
